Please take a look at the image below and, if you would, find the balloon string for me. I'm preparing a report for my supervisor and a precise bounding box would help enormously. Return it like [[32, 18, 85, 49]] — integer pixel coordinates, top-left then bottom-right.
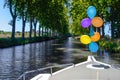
[[89, 25, 94, 36]]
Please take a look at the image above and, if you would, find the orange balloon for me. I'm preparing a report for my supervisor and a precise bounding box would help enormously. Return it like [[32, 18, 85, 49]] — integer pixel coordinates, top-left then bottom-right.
[[91, 32, 100, 42], [92, 17, 103, 28]]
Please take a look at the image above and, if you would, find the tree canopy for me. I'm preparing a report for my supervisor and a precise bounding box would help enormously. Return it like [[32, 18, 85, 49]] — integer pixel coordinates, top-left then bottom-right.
[[3, 0, 120, 38], [4, 0, 69, 39], [70, 0, 120, 36]]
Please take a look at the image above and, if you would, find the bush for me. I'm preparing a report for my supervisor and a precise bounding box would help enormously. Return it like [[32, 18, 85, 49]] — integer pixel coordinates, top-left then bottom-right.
[[99, 38, 120, 52]]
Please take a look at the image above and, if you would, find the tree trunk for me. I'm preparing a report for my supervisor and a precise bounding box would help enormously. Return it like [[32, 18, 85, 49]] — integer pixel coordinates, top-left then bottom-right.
[[45, 27, 47, 36], [111, 22, 114, 38], [42, 26, 44, 37], [97, 28, 101, 33], [34, 26, 36, 38], [50, 27, 52, 37], [9, 0, 17, 40], [29, 18, 33, 38], [22, 20, 26, 39], [118, 27, 120, 38], [33, 19, 37, 38], [11, 17, 16, 39], [101, 25, 105, 37], [38, 24, 41, 37], [47, 28, 49, 37]]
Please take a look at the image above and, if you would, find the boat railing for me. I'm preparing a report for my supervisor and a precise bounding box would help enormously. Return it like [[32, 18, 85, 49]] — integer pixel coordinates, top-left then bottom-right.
[[16, 63, 74, 80]]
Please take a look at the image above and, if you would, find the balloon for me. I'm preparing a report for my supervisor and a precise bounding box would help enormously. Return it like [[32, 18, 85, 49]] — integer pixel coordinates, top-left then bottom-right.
[[92, 17, 103, 27], [81, 18, 91, 28], [89, 42, 99, 53], [89, 26, 94, 36], [87, 6, 96, 19], [91, 32, 100, 42], [80, 35, 91, 44]]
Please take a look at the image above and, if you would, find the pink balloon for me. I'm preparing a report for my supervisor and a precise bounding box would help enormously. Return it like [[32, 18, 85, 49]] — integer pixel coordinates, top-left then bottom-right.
[[81, 18, 91, 28]]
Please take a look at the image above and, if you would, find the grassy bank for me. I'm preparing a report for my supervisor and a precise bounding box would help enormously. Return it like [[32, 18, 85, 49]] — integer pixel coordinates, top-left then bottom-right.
[[0, 31, 71, 48], [0, 36, 58, 48]]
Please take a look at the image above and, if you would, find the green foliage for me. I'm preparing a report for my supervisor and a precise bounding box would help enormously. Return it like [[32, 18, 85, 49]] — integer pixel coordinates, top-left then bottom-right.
[[70, 0, 120, 36], [99, 39, 120, 52], [106, 0, 120, 22], [0, 31, 4, 34], [35, 0, 69, 34], [116, 45, 120, 52], [4, 0, 70, 40], [4, 0, 120, 38]]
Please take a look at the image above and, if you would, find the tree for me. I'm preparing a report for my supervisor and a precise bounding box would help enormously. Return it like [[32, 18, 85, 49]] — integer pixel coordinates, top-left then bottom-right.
[[4, 0, 18, 39], [5, 0, 69, 39], [35, 0, 69, 36], [70, 0, 120, 38], [106, 0, 120, 38], [17, 0, 28, 39], [70, 0, 89, 35]]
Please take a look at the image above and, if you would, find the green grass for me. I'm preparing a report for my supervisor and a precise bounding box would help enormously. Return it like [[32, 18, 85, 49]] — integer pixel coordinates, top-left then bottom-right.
[[0, 36, 58, 48]]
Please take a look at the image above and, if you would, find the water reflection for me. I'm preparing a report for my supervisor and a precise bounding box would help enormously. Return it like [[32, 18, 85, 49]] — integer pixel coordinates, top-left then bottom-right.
[[97, 50, 111, 63], [96, 50, 119, 65], [0, 37, 120, 80], [63, 37, 74, 63], [0, 42, 53, 80]]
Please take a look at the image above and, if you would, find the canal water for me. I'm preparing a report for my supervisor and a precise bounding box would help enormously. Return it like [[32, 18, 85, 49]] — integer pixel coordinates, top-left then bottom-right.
[[0, 37, 120, 80]]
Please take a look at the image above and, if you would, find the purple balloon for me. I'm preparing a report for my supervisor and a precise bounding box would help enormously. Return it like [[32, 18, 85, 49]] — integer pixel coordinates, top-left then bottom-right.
[[81, 18, 91, 28]]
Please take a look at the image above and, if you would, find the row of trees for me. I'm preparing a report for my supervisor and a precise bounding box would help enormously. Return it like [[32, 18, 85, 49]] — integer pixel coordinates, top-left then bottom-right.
[[4, 0, 69, 39], [4, 0, 120, 40], [70, 0, 120, 38]]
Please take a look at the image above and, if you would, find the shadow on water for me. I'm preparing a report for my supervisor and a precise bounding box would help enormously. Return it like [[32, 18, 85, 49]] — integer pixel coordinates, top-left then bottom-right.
[[96, 49, 120, 65], [0, 37, 120, 80]]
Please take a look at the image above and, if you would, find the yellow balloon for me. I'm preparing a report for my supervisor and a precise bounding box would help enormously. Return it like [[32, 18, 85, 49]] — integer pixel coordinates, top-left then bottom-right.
[[91, 32, 100, 42], [80, 35, 91, 44]]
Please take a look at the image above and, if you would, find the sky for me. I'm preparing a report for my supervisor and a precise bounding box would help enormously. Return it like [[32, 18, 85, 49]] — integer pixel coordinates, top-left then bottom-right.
[[0, 0, 31, 32], [0, 0, 12, 31], [0, 0, 111, 36]]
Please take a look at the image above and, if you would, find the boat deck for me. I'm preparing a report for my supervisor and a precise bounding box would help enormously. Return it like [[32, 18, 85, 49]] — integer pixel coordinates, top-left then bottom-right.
[[49, 56, 120, 80]]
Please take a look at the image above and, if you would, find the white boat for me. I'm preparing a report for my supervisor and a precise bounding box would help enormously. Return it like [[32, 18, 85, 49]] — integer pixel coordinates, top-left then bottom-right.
[[29, 56, 120, 80]]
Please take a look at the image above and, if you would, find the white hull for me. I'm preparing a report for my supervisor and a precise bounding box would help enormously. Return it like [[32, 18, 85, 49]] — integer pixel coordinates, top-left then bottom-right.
[[31, 56, 120, 80]]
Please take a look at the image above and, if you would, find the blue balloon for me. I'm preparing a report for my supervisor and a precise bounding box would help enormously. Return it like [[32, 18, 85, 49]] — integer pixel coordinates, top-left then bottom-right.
[[87, 6, 96, 19], [89, 42, 99, 53]]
